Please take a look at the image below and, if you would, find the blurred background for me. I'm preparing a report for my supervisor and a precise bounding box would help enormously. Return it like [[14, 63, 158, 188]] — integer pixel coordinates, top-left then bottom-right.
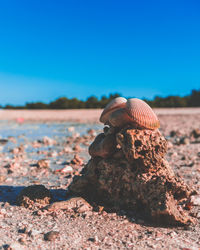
[[0, 0, 199, 108]]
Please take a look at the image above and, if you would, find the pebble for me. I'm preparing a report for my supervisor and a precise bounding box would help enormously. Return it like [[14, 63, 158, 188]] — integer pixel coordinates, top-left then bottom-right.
[[56, 165, 73, 174], [68, 126, 75, 132], [18, 237, 26, 245], [36, 159, 50, 168], [169, 232, 177, 238], [87, 129, 96, 136], [48, 151, 58, 157], [73, 132, 80, 138], [191, 128, 200, 138], [191, 195, 200, 206], [44, 231, 60, 241], [63, 146, 73, 153], [0, 139, 9, 145], [42, 136, 55, 146], [88, 236, 99, 243], [73, 144, 82, 152], [170, 130, 181, 137], [171, 152, 178, 157], [167, 141, 173, 149], [71, 154, 84, 165], [180, 137, 190, 145], [0, 175, 6, 182]]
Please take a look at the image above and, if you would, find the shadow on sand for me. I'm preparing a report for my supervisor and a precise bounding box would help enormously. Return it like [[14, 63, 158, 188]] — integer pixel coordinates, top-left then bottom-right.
[[0, 185, 188, 228], [0, 185, 67, 205]]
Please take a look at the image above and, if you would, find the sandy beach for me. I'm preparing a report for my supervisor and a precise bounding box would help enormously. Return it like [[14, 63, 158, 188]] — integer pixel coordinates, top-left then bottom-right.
[[0, 108, 200, 122], [0, 108, 199, 249]]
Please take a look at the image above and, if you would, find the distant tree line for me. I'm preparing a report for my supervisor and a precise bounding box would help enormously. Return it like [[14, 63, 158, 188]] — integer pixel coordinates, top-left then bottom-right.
[[2, 89, 200, 109], [144, 89, 200, 108]]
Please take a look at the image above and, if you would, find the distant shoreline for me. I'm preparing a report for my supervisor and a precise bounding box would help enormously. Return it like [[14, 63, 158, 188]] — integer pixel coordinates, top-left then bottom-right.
[[0, 108, 200, 122]]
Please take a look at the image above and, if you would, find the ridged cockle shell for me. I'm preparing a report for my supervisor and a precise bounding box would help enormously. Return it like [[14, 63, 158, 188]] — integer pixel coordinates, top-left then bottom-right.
[[100, 97, 127, 124], [125, 98, 160, 130]]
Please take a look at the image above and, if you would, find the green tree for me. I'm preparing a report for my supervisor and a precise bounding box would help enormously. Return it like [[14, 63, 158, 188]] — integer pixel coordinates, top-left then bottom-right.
[[26, 102, 48, 109], [49, 97, 70, 109], [187, 89, 200, 107], [85, 96, 100, 108]]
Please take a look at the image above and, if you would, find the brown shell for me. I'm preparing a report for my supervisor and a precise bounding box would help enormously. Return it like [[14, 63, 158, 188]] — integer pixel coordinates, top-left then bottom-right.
[[125, 98, 160, 130], [108, 108, 130, 128], [99, 97, 127, 124], [89, 133, 117, 158]]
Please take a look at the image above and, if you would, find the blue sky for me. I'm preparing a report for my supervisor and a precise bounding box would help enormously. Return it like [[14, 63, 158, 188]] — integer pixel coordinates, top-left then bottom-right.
[[0, 0, 199, 105]]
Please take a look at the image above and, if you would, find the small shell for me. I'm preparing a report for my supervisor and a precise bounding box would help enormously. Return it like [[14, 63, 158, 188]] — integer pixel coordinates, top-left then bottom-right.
[[108, 108, 130, 128], [89, 133, 116, 158], [99, 97, 127, 124], [125, 98, 160, 130]]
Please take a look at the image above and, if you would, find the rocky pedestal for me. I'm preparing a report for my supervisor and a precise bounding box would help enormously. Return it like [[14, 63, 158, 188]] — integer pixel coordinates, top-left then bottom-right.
[[69, 127, 196, 226]]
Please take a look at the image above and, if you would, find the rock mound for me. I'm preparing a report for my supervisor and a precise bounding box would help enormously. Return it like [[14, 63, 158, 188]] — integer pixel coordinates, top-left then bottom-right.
[[69, 128, 196, 225]]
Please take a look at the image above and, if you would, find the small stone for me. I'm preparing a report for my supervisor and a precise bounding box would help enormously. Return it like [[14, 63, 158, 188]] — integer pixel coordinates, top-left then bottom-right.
[[56, 165, 73, 174], [63, 146, 73, 153], [180, 137, 190, 145], [42, 136, 55, 146], [191, 128, 200, 138], [88, 236, 99, 242], [5, 162, 20, 170], [68, 126, 75, 132], [170, 130, 181, 137], [32, 141, 42, 148], [0, 175, 6, 182], [5, 177, 13, 182], [170, 232, 177, 238], [89, 133, 117, 158], [18, 237, 26, 244], [0, 208, 6, 215], [167, 141, 173, 149], [0, 139, 8, 145], [48, 151, 58, 157], [36, 159, 50, 168], [45, 197, 92, 213], [73, 144, 81, 152], [11, 145, 24, 154], [87, 129, 96, 136], [171, 152, 178, 157], [191, 195, 200, 206], [17, 185, 52, 208], [71, 154, 84, 165], [44, 231, 59, 241]]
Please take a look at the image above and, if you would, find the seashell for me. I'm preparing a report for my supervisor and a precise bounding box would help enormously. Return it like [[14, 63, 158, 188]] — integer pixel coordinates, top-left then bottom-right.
[[100, 97, 127, 124], [103, 125, 117, 136], [108, 108, 130, 128], [89, 133, 116, 158], [125, 98, 160, 130]]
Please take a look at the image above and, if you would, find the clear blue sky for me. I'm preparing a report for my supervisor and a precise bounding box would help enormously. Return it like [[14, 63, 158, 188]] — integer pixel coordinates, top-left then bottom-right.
[[0, 0, 199, 105]]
